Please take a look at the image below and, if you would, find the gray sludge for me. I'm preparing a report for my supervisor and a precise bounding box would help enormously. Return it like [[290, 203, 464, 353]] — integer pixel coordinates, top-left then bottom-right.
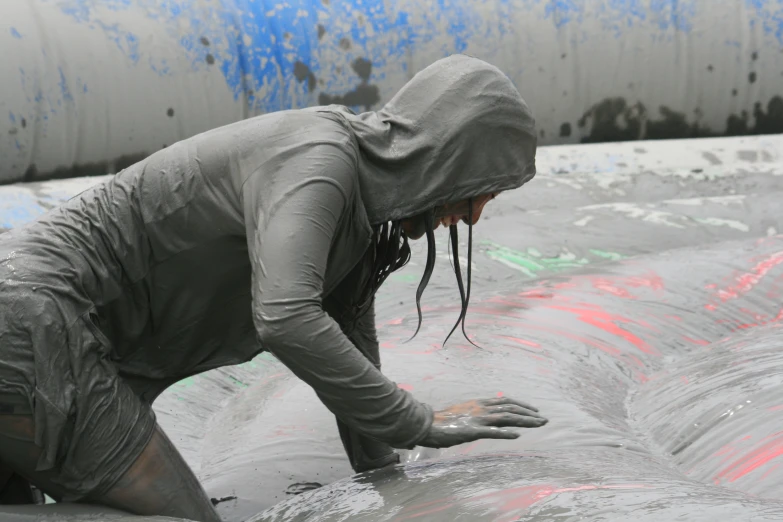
[[2, 135, 783, 520], [252, 236, 783, 521]]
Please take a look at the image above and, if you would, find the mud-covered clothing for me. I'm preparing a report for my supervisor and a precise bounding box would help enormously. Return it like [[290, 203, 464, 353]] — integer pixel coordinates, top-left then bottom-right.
[[0, 54, 537, 498]]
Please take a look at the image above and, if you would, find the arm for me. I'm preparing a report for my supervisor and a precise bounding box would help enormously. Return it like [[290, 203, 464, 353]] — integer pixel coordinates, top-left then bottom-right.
[[244, 151, 432, 449], [331, 300, 401, 472]]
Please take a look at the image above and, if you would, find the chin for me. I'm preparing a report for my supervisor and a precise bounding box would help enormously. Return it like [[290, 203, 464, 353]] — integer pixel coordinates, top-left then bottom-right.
[[402, 220, 427, 240]]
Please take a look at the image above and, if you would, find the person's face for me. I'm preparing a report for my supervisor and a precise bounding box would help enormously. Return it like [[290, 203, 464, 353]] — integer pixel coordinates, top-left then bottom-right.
[[402, 192, 499, 240]]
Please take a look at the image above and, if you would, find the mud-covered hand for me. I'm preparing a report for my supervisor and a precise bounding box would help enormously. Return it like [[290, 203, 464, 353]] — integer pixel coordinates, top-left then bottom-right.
[[417, 397, 547, 448]]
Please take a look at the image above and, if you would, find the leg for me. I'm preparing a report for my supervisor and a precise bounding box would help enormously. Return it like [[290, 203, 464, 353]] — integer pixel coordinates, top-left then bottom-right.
[[0, 306, 218, 520], [0, 471, 40, 504], [0, 415, 70, 502], [0, 414, 221, 521], [91, 424, 221, 522]]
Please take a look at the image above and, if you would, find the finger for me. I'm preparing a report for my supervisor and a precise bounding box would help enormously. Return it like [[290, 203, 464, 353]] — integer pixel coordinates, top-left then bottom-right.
[[471, 427, 521, 440], [481, 413, 548, 428], [482, 397, 539, 412], [487, 404, 546, 419]]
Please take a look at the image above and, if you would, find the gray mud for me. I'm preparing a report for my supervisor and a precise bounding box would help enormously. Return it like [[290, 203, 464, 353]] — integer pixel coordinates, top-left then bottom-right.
[[249, 235, 783, 521], [1, 138, 783, 520]]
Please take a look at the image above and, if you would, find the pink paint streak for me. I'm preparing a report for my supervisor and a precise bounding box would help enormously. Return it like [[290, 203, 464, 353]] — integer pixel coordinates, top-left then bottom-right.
[[518, 290, 555, 299], [708, 251, 783, 305], [760, 463, 780, 481], [499, 335, 542, 349], [546, 304, 660, 356], [271, 424, 309, 438], [715, 431, 783, 483], [591, 279, 635, 298], [625, 273, 665, 291]]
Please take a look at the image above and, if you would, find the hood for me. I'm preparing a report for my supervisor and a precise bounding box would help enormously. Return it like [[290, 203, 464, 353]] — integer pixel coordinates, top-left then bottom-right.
[[333, 54, 537, 225]]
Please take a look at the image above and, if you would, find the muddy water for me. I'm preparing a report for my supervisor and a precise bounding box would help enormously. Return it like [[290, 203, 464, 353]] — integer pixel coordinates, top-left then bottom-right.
[[202, 161, 783, 520], [249, 236, 783, 521], [1, 139, 783, 520]]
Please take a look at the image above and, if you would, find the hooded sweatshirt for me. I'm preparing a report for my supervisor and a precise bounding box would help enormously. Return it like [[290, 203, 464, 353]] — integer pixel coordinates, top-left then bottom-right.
[[0, 55, 536, 472]]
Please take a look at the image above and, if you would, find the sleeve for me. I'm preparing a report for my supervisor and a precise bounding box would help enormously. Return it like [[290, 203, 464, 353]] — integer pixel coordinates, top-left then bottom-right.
[[331, 300, 402, 472], [243, 145, 433, 449]]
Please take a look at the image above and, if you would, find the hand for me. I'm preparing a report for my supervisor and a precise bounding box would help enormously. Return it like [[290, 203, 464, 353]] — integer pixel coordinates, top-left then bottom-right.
[[417, 397, 547, 449]]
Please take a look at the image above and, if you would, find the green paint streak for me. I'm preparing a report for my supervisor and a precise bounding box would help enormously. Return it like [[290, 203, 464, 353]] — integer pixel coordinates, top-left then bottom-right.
[[228, 375, 249, 388], [482, 242, 626, 278], [172, 376, 197, 389], [589, 249, 627, 261], [390, 273, 420, 282]]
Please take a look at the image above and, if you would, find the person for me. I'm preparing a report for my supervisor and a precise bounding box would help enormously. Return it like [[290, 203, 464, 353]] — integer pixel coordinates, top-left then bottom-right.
[[0, 54, 542, 521]]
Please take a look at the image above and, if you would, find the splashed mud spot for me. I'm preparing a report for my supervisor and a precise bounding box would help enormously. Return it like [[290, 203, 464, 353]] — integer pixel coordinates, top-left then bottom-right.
[[285, 482, 323, 495], [293, 61, 317, 92], [318, 57, 379, 110], [578, 96, 783, 142]]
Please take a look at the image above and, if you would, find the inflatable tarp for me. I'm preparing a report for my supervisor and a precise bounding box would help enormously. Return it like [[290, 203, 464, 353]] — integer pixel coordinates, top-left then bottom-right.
[[0, 133, 782, 520]]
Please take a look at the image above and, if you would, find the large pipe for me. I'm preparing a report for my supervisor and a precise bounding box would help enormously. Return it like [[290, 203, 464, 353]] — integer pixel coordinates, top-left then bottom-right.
[[2, 0, 782, 184]]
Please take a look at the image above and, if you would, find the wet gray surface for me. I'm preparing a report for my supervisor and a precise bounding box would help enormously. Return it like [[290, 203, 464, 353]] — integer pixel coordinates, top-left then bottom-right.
[[243, 236, 783, 521], [2, 135, 783, 520]]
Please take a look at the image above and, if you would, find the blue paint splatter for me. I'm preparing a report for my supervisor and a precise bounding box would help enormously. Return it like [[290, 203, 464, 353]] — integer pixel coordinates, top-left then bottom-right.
[[56, 0, 133, 23], [437, 0, 469, 52], [8, 112, 16, 124], [598, 0, 648, 37], [746, 0, 783, 45], [10, 27, 22, 39], [58, 68, 74, 102], [649, 0, 696, 31], [44, 0, 778, 116], [93, 21, 141, 63], [48, 0, 484, 112], [0, 192, 48, 229], [544, 0, 583, 28]]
